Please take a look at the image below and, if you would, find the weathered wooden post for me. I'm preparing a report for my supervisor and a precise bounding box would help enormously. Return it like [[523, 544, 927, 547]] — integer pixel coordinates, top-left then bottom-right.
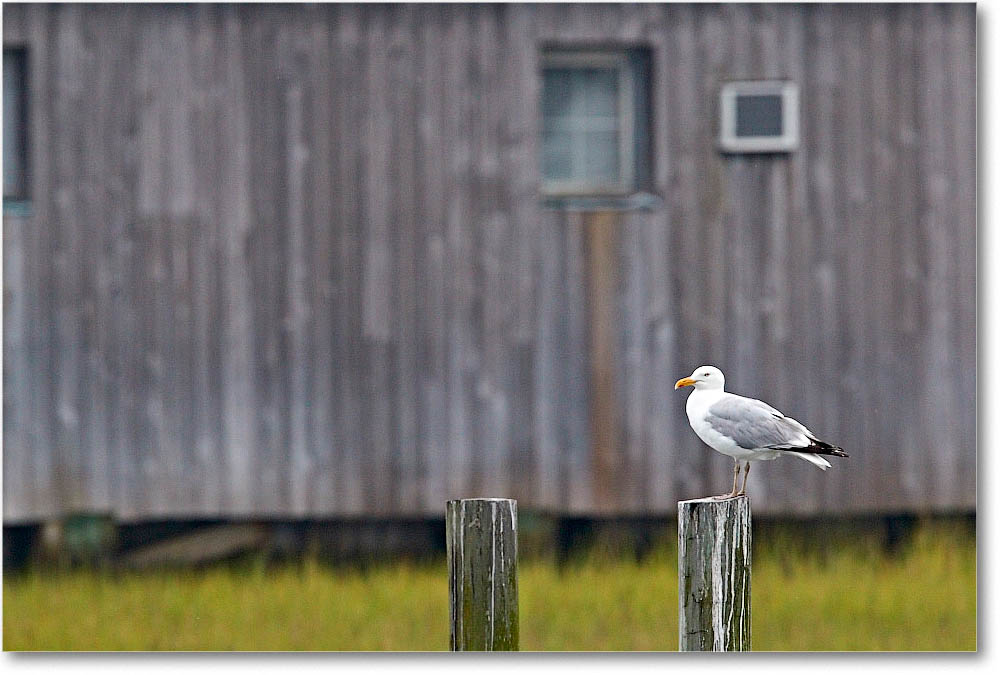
[[446, 498, 519, 651], [678, 496, 751, 651]]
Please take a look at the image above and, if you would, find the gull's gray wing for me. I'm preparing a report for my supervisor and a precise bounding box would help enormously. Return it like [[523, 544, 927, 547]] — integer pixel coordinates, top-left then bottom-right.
[[705, 394, 812, 450]]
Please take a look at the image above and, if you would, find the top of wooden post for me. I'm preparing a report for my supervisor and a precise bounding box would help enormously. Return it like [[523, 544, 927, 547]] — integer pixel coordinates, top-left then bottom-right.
[[447, 497, 517, 503], [678, 495, 750, 507]]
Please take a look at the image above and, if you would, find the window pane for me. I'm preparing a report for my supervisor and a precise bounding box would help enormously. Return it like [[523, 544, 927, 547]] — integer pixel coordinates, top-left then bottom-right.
[[735, 94, 783, 137], [542, 130, 573, 180], [541, 60, 624, 189], [582, 68, 618, 118], [542, 68, 574, 122], [3, 49, 26, 199], [582, 130, 620, 182]]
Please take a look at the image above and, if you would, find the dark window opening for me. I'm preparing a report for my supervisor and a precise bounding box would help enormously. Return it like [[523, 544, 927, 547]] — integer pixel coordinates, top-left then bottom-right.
[[4, 47, 29, 202], [735, 94, 784, 138]]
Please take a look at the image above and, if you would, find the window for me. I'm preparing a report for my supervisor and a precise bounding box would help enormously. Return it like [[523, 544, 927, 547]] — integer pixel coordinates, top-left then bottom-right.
[[4, 48, 29, 202], [541, 49, 649, 196], [718, 80, 799, 153]]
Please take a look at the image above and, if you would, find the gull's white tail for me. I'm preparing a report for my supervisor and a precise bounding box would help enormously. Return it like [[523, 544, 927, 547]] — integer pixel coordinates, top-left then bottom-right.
[[787, 452, 832, 470]]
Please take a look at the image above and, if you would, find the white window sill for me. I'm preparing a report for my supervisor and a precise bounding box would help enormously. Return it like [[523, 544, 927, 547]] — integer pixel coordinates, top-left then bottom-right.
[[540, 191, 662, 212]]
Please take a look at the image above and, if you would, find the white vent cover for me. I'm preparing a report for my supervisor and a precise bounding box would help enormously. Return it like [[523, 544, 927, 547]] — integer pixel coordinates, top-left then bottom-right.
[[719, 80, 799, 153]]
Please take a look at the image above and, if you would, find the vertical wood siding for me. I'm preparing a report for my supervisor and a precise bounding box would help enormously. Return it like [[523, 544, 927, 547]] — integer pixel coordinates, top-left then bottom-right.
[[2, 3, 976, 520]]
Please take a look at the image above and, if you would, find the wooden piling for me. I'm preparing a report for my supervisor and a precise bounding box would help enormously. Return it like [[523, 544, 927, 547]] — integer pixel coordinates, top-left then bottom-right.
[[446, 498, 519, 651], [678, 496, 751, 651]]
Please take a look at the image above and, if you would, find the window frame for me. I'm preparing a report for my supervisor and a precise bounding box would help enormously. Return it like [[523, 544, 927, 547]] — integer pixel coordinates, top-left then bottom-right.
[[3, 46, 30, 203], [540, 50, 637, 197], [718, 80, 799, 153]]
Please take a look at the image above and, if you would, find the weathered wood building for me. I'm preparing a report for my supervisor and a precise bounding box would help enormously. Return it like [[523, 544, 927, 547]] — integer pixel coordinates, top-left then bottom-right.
[[2, 3, 976, 523]]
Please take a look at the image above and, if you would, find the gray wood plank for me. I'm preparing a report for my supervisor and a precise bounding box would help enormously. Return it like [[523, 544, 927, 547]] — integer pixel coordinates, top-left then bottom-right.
[[307, 7, 337, 513], [388, 4, 422, 511], [947, 4, 977, 504], [756, 3, 793, 509], [2, 4, 27, 42], [443, 5, 475, 501], [282, 13, 315, 516], [188, 3, 225, 515], [2, 211, 30, 517], [334, 3, 366, 514], [835, 6, 873, 512], [918, 4, 960, 509], [502, 3, 540, 506], [777, 5, 820, 512], [806, 4, 844, 512], [867, 5, 900, 509], [416, 3, 449, 512], [889, 3, 925, 505], [217, 5, 257, 514], [105, 5, 141, 520], [475, 5, 512, 500], [722, 4, 766, 505], [247, 8, 288, 515], [24, 4, 59, 520], [533, 210, 564, 511], [645, 5, 677, 512], [618, 211, 647, 512], [668, 3, 712, 500], [165, 9, 197, 514], [360, 8, 396, 513], [51, 5, 87, 513]]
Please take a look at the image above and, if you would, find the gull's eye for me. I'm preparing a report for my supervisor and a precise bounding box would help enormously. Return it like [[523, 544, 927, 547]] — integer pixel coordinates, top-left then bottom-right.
[[702, 372, 711, 377]]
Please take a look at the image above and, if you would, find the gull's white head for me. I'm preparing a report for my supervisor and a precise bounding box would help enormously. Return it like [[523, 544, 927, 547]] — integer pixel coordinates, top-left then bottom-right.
[[674, 365, 725, 391]]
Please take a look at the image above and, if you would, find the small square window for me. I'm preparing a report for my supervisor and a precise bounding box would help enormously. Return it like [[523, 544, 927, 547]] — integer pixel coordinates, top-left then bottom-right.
[[4, 47, 29, 202], [540, 50, 649, 196], [719, 80, 799, 153]]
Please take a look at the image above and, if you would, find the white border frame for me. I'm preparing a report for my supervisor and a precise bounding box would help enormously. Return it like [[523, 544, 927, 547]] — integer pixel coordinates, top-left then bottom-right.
[[718, 80, 799, 153], [540, 51, 635, 196]]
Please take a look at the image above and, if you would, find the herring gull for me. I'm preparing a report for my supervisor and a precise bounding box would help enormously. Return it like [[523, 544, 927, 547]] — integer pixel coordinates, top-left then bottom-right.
[[674, 365, 847, 499]]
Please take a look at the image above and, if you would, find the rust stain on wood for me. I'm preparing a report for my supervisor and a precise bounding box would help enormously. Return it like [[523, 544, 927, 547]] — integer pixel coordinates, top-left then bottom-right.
[[584, 211, 621, 512]]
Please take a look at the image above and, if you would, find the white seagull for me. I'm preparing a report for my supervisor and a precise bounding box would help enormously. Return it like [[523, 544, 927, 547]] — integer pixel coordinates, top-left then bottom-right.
[[674, 365, 847, 499]]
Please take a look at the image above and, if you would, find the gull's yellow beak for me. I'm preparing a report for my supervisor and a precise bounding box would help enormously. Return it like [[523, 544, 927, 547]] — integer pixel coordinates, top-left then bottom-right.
[[674, 377, 697, 390]]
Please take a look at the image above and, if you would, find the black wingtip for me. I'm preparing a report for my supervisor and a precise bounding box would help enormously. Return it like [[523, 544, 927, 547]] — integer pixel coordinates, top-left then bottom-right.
[[807, 439, 848, 458]]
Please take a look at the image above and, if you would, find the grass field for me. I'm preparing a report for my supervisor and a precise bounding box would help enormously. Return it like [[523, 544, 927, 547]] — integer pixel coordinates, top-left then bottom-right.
[[3, 521, 975, 651]]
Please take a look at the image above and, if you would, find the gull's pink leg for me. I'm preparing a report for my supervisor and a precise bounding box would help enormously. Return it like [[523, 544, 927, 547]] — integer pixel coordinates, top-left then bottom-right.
[[714, 461, 741, 499], [737, 462, 750, 496]]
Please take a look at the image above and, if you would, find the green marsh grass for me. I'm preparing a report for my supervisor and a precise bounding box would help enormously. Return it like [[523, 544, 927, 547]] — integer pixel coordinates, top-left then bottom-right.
[[3, 520, 974, 651]]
